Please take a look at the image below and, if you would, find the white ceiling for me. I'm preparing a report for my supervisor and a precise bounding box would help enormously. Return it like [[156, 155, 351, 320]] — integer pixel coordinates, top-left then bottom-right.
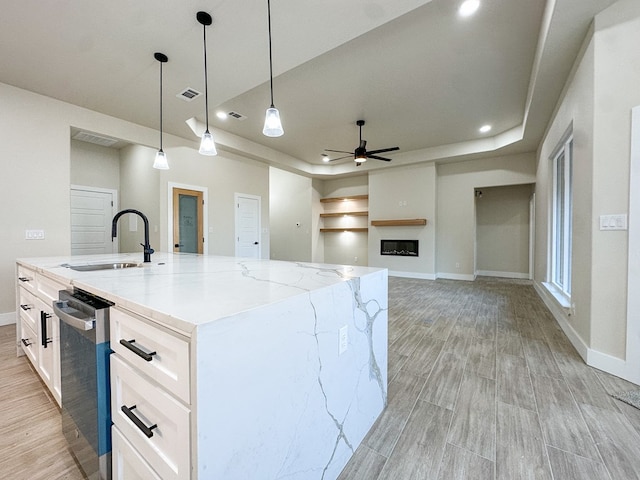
[[0, 0, 617, 176]]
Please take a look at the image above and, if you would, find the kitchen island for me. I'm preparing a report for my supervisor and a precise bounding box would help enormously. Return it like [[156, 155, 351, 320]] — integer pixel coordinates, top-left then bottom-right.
[[16, 253, 388, 480]]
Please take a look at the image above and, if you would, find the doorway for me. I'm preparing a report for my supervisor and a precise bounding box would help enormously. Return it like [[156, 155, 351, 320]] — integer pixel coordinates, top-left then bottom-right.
[[235, 193, 261, 258], [168, 183, 208, 255], [70, 186, 118, 255]]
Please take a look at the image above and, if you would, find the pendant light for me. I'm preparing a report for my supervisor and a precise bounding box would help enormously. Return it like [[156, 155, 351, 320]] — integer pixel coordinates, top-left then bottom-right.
[[152, 52, 170, 169], [262, 0, 284, 137], [197, 11, 217, 156]]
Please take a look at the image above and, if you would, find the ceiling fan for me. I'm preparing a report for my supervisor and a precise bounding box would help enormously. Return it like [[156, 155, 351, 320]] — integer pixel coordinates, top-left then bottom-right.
[[324, 120, 399, 166]]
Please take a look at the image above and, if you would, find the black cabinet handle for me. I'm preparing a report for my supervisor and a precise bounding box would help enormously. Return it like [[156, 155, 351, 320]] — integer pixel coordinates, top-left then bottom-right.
[[39, 311, 52, 348], [121, 405, 157, 438], [18, 277, 31, 282], [254, 241, 259, 245], [119, 339, 156, 362], [20, 304, 32, 311], [21, 338, 32, 347]]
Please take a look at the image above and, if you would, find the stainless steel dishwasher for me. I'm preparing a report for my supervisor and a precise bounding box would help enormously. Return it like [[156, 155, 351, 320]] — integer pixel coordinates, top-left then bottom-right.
[[53, 288, 113, 480]]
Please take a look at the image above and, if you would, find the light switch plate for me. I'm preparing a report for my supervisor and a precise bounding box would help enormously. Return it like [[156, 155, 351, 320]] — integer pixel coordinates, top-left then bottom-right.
[[599, 214, 627, 231], [25, 229, 45, 240]]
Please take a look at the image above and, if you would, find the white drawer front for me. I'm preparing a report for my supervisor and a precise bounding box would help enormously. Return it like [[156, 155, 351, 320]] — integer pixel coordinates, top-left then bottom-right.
[[17, 265, 36, 293], [111, 308, 190, 403], [19, 322, 38, 367], [37, 273, 69, 302], [111, 355, 190, 480], [18, 287, 38, 332], [112, 426, 162, 480]]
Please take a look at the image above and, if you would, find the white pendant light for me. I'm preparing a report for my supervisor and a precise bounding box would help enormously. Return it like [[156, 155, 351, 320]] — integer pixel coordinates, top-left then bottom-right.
[[153, 52, 169, 170], [263, 0, 284, 137], [197, 11, 218, 156]]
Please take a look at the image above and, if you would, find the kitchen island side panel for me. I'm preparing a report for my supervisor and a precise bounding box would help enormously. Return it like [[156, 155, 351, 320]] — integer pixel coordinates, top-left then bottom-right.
[[194, 269, 388, 480]]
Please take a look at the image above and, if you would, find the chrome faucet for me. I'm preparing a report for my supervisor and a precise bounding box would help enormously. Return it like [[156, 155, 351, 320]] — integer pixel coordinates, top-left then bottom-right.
[[111, 209, 154, 263]]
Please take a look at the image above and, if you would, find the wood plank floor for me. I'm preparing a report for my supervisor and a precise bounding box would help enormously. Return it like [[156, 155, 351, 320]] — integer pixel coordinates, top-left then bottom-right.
[[3, 276, 640, 479], [340, 276, 640, 480]]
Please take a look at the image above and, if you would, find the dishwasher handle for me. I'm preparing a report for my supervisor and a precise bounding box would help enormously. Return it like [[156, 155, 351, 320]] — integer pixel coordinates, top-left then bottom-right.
[[52, 300, 95, 331]]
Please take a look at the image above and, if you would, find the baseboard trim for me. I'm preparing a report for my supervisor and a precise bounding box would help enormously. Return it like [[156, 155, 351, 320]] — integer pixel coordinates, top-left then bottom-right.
[[388, 271, 436, 280], [476, 270, 530, 280], [534, 281, 639, 385], [0, 311, 16, 327], [436, 272, 475, 281]]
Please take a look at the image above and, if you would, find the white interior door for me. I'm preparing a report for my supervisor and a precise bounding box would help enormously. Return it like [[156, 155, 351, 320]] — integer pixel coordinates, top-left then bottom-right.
[[235, 194, 261, 258], [70, 187, 117, 255]]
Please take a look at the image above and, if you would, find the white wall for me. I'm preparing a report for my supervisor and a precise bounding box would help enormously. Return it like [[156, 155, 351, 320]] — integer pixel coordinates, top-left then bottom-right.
[[475, 184, 533, 278], [535, 0, 640, 376], [70, 139, 120, 190], [437, 153, 537, 280], [269, 167, 312, 262], [118, 144, 161, 254], [369, 163, 436, 278]]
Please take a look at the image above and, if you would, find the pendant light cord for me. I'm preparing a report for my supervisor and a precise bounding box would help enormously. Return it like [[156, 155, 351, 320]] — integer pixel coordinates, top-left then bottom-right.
[[159, 60, 163, 150], [203, 22, 210, 130], [267, 0, 275, 108]]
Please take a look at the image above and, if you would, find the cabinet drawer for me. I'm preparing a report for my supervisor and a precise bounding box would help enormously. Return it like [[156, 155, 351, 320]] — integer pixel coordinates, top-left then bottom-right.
[[19, 321, 38, 367], [112, 426, 162, 480], [18, 287, 38, 332], [37, 273, 68, 302], [111, 355, 190, 480], [111, 308, 190, 403], [17, 265, 36, 293]]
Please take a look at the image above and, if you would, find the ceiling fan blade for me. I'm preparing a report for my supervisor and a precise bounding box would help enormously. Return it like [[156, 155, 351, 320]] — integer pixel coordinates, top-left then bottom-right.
[[367, 154, 392, 162], [328, 155, 352, 162], [366, 146, 399, 155], [324, 149, 353, 154]]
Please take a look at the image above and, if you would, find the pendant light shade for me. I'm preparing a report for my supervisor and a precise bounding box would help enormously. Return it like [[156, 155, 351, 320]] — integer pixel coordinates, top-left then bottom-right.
[[263, 0, 284, 137], [153, 52, 169, 169], [263, 107, 283, 137], [197, 11, 218, 156]]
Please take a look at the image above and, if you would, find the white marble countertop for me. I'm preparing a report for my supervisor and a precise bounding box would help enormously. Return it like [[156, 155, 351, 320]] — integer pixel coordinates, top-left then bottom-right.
[[17, 253, 385, 334]]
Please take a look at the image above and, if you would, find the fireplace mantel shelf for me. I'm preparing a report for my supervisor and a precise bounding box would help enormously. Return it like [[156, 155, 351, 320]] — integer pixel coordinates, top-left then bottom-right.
[[371, 219, 427, 227]]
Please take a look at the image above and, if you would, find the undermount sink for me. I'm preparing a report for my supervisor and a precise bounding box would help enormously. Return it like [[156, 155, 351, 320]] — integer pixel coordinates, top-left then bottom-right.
[[63, 262, 141, 271]]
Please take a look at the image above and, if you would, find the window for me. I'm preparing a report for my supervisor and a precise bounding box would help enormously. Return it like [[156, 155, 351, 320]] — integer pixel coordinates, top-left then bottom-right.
[[551, 135, 573, 298]]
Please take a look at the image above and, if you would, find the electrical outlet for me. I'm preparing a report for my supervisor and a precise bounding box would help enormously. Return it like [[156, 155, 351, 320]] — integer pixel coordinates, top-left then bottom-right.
[[25, 229, 45, 240], [354, 256, 358, 263], [455, 262, 460, 268], [339, 325, 348, 355]]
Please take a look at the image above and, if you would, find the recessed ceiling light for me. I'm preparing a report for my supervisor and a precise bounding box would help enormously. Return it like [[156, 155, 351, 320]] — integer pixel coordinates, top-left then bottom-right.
[[479, 124, 492, 133], [459, 0, 480, 17], [321, 154, 330, 162], [216, 111, 228, 120]]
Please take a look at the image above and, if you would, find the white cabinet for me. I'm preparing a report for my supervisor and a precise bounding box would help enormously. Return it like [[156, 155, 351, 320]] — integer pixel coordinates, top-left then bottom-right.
[[110, 307, 191, 480], [16, 263, 67, 406]]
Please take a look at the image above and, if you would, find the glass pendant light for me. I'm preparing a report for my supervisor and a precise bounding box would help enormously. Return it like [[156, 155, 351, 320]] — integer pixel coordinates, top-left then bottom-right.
[[153, 52, 169, 169], [197, 11, 217, 156], [263, 0, 284, 137]]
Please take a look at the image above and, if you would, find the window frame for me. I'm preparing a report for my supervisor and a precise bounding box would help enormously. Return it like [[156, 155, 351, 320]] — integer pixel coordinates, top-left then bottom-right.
[[550, 134, 573, 299]]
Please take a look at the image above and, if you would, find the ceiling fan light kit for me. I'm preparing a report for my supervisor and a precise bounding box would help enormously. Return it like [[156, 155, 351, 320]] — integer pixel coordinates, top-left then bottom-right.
[[325, 119, 399, 166]]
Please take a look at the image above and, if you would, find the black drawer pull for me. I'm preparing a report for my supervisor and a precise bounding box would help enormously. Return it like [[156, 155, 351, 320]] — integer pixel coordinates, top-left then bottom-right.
[[121, 405, 157, 438], [20, 304, 32, 311], [18, 277, 31, 282], [120, 339, 156, 362], [21, 338, 32, 347], [40, 311, 52, 348]]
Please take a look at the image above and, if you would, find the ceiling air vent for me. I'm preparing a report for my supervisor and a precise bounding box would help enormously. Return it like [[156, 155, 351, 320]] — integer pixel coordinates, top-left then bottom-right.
[[226, 111, 248, 121], [72, 131, 119, 147], [177, 87, 201, 102]]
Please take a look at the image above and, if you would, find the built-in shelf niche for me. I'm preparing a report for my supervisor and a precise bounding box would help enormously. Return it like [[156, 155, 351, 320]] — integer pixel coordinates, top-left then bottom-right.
[[370, 218, 427, 227], [320, 195, 369, 233]]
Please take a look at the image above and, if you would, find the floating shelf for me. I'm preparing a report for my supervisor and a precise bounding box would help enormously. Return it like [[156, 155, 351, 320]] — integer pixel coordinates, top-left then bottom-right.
[[320, 228, 369, 233], [319, 211, 368, 218], [370, 219, 427, 227], [320, 195, 369, 203]]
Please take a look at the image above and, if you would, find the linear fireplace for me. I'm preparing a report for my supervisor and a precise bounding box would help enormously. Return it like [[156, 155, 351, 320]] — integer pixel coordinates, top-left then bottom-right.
[[381, 239, 419, 257]]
